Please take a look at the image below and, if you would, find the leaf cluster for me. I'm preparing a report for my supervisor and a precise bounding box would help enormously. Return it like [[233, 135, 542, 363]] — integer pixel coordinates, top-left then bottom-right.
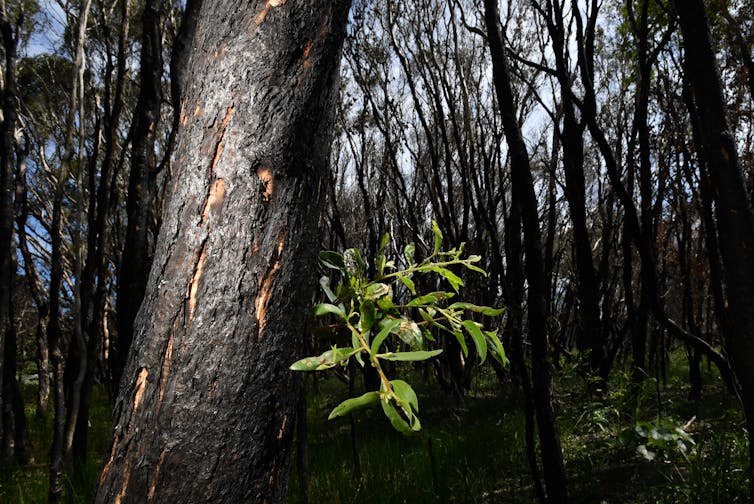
[[291, 223, 507, 434]]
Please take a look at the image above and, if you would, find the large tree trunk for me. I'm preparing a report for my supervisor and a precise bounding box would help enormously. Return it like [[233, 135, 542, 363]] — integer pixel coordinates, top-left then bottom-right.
[[673, 0, 754, 498], [94, 1, 350, 502]]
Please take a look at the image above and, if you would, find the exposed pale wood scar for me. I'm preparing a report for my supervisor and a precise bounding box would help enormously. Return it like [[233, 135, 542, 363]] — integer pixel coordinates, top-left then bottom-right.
[[254, 229, 287, 338], [254, 0, 287, 26], [256, 166, 274, 201], [187, 240, 209, 325], [210, 106, 235, 176], [200, 178, 226, 226]]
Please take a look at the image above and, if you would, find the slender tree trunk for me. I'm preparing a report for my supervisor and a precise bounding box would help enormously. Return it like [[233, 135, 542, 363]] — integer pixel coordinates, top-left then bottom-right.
[[94, 2, 351, 502], [0, 0, 20, 452], [47, 2, 92, 501], [114, 0, 164, 391], [484, 2, 568, 502], [674, 0, 754, 498], [13, 139, 49, 418], [3, 293, 32, 466]]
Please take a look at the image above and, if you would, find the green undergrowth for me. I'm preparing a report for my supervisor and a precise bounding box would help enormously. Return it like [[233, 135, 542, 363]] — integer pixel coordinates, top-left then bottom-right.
[[1, 349, 749, 503], [0, 383, 112, 504], [289, 352, 748, 503]]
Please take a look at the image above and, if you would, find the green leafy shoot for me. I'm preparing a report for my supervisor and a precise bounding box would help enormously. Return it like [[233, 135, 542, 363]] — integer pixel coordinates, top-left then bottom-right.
[[291, 222, 507, 433]]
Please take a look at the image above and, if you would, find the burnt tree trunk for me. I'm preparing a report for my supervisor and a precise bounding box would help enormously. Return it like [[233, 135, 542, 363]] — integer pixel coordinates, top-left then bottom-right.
[[94, 1, 351, 502], [674, 0, 754, 498], [484, 1, 568, 502], [114, 0, 163, 398], [0, 0, 20, 451]]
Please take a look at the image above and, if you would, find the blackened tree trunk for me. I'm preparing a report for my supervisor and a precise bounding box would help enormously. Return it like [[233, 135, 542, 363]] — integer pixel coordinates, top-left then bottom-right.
[[114, 0, 163, 398], [94, 1, 351, 502], [484, 1, 568, 502], [0, 0, 20, 452], [674, 0, 754, 498]]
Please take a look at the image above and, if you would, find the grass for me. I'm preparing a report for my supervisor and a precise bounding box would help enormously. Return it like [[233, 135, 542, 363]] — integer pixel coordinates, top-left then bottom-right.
[[1, 349, 749, 502], [0, 383, 113, 504], [288, 369, 537, 503], [289, 352, 749, 503]]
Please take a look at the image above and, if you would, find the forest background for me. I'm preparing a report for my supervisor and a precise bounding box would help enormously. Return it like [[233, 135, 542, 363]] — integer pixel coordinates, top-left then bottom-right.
[[0, 0, 753, 502]]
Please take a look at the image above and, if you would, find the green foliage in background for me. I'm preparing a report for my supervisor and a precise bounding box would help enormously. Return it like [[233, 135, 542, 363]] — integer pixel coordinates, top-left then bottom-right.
[[291, 223, 506, 433]]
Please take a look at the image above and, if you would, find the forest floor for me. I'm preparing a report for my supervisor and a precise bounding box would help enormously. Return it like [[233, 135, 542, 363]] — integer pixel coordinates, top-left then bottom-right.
[[0, 350, 748, 503], [288, 351, 748, 503]]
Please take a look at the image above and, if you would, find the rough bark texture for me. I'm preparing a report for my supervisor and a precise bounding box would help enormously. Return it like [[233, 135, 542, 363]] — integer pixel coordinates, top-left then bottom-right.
[[94, 1, 350, 502], [674, 0, 754, 498]]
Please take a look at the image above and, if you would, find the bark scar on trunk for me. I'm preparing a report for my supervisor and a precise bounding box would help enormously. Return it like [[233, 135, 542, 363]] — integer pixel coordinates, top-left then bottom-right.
[[254, 0, 287, 26], [254, 229, 287, 338], [187, 239, 209, 326], [133, 368, 149, 411], [209, 106, 234, 176], [277, 415, 288, 440], [180, 103, 188, 126], [256, 166, 274, 201], [98, 433, 119, 487], [146, 449, 169, 503], [302, 41, 314, 68], [200, 178, 226, 226], [112, 368, 149, 504], [157, 323, 177, 405]]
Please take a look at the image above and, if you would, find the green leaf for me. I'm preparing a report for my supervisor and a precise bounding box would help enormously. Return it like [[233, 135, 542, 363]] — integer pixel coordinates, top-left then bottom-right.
[[365, 282, 391, 300], [313, 303, 347, 320], [359, 301, 376, 333], [328, 392, 381, 419], [379, 232, 390, 253], [319, 251, 345, 271], [407, 293, 438, 307], [319, 276, 337, 303], [419, 308, 452, 333], [370, 318, 402, 357], [377, 349, 443, 362], [487, 330, 508, 366], [463, 262, 488, 276], [462, 320, 487, 363], [448, 302, 505, 317], [399, 275, 416, 295], [429, 265, 464, 292], [397, 319, 422, 346], [431, 221, 443, 255], [290, 347, 359, 371], [481, 306, 505, 316], [351, 331, 365, 367], [407, 291, 454, 307], [377, 295, 395, 313], [380, 381, 421, 434], [454, 330, 469, 357], [381, 396, 414, 435], [391, 379, 419, 413], [404, 243, 416, 264]]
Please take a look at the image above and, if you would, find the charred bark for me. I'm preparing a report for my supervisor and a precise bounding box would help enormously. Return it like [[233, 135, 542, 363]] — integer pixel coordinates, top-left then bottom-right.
[[94, 1, 351, 502], [114, 0, 164, 394], [674, 0, 754, 497], [0, 0, 20, 451], [484, 1, 568, 502]]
